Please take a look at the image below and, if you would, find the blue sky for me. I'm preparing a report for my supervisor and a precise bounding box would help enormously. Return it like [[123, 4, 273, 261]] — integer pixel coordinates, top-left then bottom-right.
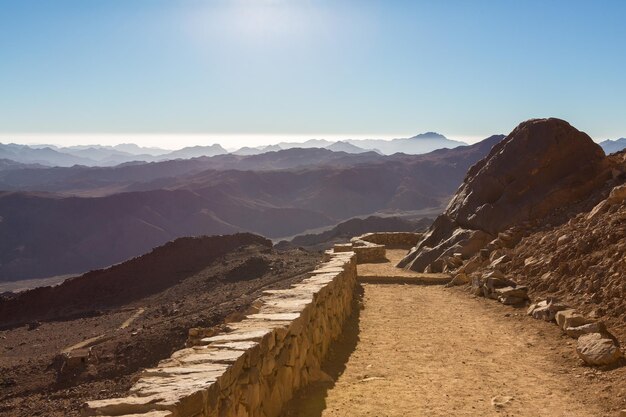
[[1, 0, 625, 147]]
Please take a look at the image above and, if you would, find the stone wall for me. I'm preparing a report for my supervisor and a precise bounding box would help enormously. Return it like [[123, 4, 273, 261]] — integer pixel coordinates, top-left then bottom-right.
[[83, 251, 357, 417], [330, 232, 422, 264], [334, 240, 386, 263], [354, 232, 422, 248]]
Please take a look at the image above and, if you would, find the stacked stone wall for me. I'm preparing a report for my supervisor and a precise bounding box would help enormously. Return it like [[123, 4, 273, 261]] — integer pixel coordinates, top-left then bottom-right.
[[84, 251, 357, 417], [355, 232, 422, 247]]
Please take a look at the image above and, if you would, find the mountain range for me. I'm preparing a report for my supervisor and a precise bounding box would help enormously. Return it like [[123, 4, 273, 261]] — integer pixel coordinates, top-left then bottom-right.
[[0, 135, 504, 281], [599, 138, 626, 154], [0, 132, 467, 167]]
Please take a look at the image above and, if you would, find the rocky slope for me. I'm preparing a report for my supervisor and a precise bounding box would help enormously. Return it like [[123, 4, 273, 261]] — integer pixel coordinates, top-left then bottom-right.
[[0, 233, 271, 328], [399, 118, 612, 272], [474, 173, 626, 327], [398, 117, 626, 335], [0, 239, 321, 417]]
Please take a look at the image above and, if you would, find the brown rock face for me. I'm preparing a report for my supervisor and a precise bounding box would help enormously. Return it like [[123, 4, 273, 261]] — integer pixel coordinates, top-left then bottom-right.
[[399, 118, 609, 272]]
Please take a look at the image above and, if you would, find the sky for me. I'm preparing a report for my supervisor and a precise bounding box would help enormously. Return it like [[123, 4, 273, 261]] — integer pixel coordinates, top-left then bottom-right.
[[1, 0, 625, 149]]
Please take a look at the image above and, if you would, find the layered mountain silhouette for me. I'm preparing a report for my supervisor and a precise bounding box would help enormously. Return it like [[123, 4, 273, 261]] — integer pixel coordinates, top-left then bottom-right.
[[0, 135, 503, 281], [0, 132, 466, 168], [0, 143, 96, 167], [599, 138, 626, 154]]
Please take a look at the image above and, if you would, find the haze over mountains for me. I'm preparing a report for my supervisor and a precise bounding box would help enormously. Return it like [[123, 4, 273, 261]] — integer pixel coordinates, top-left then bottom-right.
[[0, 134, 503, 281], [0, 132, 466, 167]]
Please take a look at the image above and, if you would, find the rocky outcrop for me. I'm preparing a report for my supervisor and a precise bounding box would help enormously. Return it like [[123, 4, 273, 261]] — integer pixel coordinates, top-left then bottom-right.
[[399, 118, 610, 272]]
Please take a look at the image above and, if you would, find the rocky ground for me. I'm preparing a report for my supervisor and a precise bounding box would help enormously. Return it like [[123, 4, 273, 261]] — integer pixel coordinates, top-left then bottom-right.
[[0, 244, 321, 416]]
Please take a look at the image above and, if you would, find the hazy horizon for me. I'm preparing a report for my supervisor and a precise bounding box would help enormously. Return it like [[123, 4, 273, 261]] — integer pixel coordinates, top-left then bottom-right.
[[2, 1, 625, 145], [0, 132, 486, 151]]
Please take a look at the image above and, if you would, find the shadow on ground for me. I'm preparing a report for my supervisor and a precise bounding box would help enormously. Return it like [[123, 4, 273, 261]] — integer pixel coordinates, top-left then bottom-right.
[[281, 285, 364, 417]]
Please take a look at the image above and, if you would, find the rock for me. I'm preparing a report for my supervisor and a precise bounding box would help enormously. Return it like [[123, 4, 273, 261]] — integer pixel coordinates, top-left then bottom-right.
[[619, 409, 626, 417], [529, 299, 569, 322], [483, 270, 505, 280], [471, 277, 484, 296], [491, 395, 513, 408], [446, 273, 469, 287], [498, 295, 527, 306], [555, 310, 593, 331], [494, 286, 529, 300], [586, 200, 609, 220], [527, 301, 543, 316], [607, 183, 626, 204], [458, 258, 480, 274], [485, 274, 516, 294], [555, 309, 578, 328], [490, 255, 511, 271], [576, 333, 622, 366], [565, 322, 611, 339], [556, 234, 572, 247], [399, 118, 609, 272]]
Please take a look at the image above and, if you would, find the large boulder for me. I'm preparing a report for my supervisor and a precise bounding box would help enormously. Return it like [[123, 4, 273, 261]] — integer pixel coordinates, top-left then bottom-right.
[[398, 118, 609, 272], [576, 333, 622, 366]]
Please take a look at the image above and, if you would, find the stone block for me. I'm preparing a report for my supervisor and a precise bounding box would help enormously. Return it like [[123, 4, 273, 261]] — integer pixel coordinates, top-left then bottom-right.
[[555, 309, 594, 330]]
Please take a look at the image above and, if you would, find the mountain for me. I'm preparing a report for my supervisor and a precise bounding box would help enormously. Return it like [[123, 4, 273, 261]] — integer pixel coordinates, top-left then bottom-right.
[[237, 141, 372, 154], [0, 134, 504, 281], [274, 139, 335, 149], [599, 138, 626, 154], [0, 159, 46, 171], [0, 148, 385, 195], [156, 144, 228, 160], [59, 146, 155, 165], [0, 132, 465, 168], [399, 118, 610, 272], [0, 143, 96, 167], [112, 143, 171, 156], [325, 141, 371, 154], [272, 133, 467, 155], [345, 132, 467, 155], [232, 144, 283, 156]]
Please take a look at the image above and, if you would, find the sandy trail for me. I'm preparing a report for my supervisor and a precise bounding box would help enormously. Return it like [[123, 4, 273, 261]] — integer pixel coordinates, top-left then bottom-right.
[[284, 252, 614, 417]]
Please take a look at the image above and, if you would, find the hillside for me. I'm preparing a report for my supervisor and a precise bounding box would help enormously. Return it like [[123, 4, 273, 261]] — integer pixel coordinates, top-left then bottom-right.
[[0, 235, 321, 416], [0, 190, 328, 281]]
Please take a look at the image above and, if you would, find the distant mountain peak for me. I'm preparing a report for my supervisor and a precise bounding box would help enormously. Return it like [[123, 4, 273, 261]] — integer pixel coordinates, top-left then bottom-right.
[[599, 137, 626, 154], [409, 132, 447, 140]]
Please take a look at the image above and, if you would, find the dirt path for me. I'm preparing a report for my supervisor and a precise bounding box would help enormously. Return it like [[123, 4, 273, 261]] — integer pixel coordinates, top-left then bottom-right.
[[356, 249, 450, 284], [284, 253, 624, 416]]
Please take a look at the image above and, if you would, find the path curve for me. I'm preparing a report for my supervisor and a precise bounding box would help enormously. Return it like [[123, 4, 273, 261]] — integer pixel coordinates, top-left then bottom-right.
[[284, 250, 611, 417]]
